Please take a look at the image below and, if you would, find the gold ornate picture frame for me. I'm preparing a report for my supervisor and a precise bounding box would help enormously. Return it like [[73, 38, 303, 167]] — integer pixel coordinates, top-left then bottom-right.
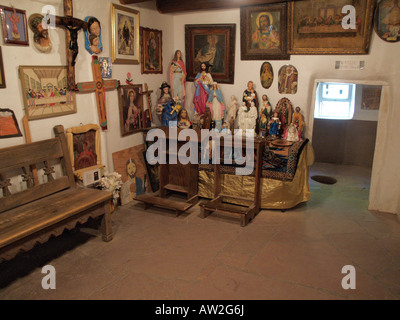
[[111, 3, 140, 64], [288, 0, 375, 55], [66, 124, 104, 180]]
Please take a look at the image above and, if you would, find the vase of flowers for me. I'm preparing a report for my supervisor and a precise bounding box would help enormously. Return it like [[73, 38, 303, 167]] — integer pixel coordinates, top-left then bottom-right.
[[99, 172, 123, 210]]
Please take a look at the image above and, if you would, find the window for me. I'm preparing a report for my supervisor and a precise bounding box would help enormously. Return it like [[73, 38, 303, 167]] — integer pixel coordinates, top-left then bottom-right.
[[314, 82, 356, 119]]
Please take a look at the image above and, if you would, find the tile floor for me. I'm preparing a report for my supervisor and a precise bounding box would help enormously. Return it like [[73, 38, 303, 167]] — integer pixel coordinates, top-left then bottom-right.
[[0, 162, 399, 300]]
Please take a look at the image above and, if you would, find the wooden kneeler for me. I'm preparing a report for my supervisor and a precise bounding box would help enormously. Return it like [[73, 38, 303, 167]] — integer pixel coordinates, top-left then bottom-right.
[[199, 137, 265, 227]]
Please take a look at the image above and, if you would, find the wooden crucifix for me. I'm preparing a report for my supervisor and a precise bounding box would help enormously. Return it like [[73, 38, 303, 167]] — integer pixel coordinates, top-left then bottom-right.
[[76, 56, 119, 131], [142, 83, 153, 127], [53, 0, 87, 90]]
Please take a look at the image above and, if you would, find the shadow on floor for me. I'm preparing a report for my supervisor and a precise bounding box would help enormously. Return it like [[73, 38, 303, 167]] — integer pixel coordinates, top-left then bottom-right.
[[0, 219, 100, 289]]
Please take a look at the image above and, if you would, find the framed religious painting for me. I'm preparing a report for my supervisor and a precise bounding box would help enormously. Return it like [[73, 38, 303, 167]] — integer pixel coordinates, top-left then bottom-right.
[[19, 65, 77, 120], [0, 108, 22, 139], [374, 0, 400, 43], [66, 123, 104, 180], [118, 84, 144, 137], [140, 27, 162, 74], [240, 3, 290, 60], [288, 0, 375, 55], [278, 64, 298, 94], [260, 62, 273, 89], [0, 47, 5, 88], [111, 3, 140, 64], [185, 24, 236, 84], [0, 6, 29, 46], [112, 144, 150, 206]]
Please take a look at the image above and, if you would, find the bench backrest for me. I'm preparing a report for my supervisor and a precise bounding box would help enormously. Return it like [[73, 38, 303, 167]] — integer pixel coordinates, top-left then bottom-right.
[[0, 125, 75, 213]]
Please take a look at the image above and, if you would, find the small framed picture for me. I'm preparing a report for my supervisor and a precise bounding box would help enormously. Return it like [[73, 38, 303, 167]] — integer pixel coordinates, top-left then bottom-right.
[[140, 27, 163, 74], [99, 57, 112, 78], [0, 6, 29, 45], [66, 124, 104, 180], [118, 84, 144, 137]]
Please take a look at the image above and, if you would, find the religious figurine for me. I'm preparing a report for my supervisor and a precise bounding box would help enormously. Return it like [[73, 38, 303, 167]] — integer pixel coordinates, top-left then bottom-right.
[[85, 16, 103, 55], [178, 108, 191, 129], [238, 101, 258, 135], [283, 123, 300, 142], [260, 94, 272, 123], [191, 113, 203, 130], [292, 106, 305, 140], [169, 50, 187, 106], [268, 112, 281, 139], [275, 97, 294, 136], [29, 14, 52, 53], [206, 82, 225, 132], [259, 113, 269, 137], [221, 122, 231, 135], [243, 81, 259, 110], [227, 95, 240, 133], [193, 62, 213, 115], [157, 81, 180, 127]]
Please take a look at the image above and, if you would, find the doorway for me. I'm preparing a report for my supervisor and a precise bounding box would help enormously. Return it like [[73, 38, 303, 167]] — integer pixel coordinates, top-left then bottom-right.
[[307, 79, 389, 211]]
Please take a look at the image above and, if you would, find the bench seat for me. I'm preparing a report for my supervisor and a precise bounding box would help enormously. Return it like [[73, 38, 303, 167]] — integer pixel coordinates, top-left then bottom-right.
[[0, 125, 113, 262], [0, 187, 112, 250]]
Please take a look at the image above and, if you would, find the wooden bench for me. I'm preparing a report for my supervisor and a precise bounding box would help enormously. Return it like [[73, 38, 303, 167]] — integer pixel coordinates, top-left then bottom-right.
[[0, 125, 113, 262]]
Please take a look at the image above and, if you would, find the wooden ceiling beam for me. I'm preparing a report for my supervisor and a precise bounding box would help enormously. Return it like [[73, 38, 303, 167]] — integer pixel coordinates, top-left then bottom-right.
[[119, 0, 292, 14], [119, 0, 152, 4]]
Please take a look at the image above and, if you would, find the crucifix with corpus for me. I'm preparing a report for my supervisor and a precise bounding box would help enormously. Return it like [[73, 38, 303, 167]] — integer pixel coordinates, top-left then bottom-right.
[[50, 0, 118, 130]]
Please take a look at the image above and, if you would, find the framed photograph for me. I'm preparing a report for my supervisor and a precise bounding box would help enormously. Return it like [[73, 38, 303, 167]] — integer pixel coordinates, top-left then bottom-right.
[[118, 84, 144, 137], [0, 47, 5, 88], [112, 144, 150, 206], [240, 3, 289, 60], [66, 124, 104, 180], [288, 0, 375, 55], [140, 27, 163, 74], [0, 6, 29, 45], [374, 0, 400, 43], [111, 3, 140, 64], [0, 108, 22, 139], [19, 65, 77, 120], [185, 24, 236, 84]]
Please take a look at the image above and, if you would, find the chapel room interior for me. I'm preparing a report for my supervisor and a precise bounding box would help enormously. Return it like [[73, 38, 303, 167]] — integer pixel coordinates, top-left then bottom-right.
[[0, 0, 399, 301]]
